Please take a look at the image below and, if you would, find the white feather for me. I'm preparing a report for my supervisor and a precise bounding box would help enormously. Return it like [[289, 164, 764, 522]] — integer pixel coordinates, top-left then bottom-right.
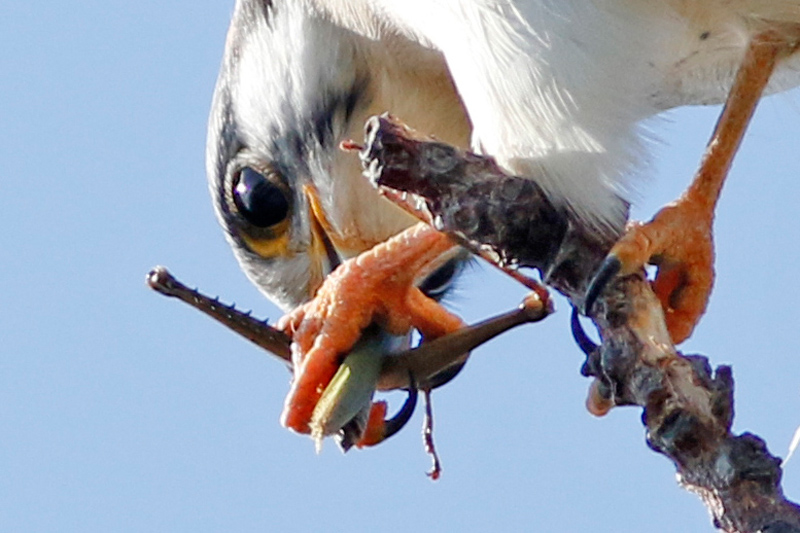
[[319, 0, 800, 231], [784, 423, 800, 467]]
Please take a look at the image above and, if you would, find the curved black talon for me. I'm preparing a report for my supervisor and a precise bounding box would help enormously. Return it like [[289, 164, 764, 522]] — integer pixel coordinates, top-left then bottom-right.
[[427, 360, 467, 390], [570, 306, 599, 356], [383, 374, 419, 440], [583, 255, 621, 316], [337, 419, 364, 452]]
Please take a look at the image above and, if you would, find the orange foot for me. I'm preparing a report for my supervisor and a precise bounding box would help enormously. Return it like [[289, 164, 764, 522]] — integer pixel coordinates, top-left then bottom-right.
[[277, 222, 464, 444], [587, 202, 714, 344], [584, 31, 784, 344]]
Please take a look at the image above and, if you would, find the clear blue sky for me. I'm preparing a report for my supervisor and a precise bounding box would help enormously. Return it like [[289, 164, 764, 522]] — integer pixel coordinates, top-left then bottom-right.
[[2, 2, 799, 531]]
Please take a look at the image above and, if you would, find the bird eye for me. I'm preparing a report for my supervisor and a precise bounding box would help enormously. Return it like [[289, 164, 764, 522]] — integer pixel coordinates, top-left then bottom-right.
[[233, 167, 290, 228]]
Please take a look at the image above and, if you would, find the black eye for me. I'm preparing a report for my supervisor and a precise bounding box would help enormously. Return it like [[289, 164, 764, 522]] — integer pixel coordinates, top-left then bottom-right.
[[233, 167, 290, 228]]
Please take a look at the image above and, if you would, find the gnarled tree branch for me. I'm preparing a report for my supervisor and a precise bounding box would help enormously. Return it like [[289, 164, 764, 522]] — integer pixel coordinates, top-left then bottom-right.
[[357, 114, 800, 533]]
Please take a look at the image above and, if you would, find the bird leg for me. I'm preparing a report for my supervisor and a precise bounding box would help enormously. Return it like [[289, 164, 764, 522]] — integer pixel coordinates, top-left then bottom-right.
[[277, 222, 464, 439], [585, 31, 787, 344]]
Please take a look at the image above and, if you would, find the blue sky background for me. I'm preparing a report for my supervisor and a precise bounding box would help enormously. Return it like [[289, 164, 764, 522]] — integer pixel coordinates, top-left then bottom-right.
[[2, 2, 800, 531]]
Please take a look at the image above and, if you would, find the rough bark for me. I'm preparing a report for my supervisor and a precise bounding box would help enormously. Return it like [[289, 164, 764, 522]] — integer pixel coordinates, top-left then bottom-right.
[[356, 114, 800, 533]]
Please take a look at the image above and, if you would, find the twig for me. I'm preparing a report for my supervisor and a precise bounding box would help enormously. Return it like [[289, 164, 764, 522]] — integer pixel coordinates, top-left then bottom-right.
[[356, 114, 800, 532]]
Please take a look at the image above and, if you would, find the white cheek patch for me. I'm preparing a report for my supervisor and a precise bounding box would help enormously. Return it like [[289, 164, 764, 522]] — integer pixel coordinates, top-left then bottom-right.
[[239, 246, 319, 312]]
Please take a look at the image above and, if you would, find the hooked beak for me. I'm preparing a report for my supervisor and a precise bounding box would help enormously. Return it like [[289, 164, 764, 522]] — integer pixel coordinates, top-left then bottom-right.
[[302, 184, 343, 299], [151, 176, 554, 451]]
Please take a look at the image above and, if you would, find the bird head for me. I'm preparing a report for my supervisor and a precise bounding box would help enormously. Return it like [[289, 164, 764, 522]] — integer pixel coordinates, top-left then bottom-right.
[[206, 0, 470, 447]]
